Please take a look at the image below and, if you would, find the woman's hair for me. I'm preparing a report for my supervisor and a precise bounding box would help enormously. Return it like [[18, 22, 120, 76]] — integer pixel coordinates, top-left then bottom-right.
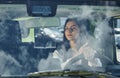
[[63, 18, 91, 51]]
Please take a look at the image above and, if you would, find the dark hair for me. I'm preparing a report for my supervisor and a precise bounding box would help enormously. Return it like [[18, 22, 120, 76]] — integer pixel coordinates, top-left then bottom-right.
[[63, 18, 91, 51]]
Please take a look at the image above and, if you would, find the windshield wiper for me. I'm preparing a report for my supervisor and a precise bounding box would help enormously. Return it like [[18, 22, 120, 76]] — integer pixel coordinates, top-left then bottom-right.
[[0, 70, 117, 78], [28, 70, 108, 78]]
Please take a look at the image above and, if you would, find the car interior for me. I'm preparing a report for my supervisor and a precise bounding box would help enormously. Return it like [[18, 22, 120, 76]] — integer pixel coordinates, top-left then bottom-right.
[[0, 0, 120, 78]]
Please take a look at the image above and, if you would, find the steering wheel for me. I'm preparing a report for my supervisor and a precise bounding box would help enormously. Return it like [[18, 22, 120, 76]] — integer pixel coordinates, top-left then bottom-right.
[[63, 54, 90, 71], [63, 52, 113, 72]]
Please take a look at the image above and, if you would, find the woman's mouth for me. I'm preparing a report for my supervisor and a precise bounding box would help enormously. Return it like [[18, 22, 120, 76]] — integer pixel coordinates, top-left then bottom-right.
[[67, 34, 72, 36]]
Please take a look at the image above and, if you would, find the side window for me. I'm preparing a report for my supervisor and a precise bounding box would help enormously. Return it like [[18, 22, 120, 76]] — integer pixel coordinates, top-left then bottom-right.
[[114, 18, 120, 62]]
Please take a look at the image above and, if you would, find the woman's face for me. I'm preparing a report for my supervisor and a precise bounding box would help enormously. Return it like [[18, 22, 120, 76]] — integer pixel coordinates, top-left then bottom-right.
[[65, 21, 80, 41]]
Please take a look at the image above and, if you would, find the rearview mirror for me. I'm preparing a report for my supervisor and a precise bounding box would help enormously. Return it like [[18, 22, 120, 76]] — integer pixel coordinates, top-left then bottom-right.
[[27, 0, 57, 17]]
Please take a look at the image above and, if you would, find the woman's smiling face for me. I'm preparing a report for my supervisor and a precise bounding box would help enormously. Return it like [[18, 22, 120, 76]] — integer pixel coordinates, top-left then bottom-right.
[[65, 21, 80, 41]]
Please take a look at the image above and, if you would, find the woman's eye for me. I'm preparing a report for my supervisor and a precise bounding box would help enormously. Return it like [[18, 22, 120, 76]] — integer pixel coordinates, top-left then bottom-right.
[[71, 27, 77, 31], [72, 27, 76, 30]]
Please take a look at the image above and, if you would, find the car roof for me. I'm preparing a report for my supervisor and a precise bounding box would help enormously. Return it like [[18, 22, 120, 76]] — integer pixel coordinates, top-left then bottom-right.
[[0, 0, 119, 6]]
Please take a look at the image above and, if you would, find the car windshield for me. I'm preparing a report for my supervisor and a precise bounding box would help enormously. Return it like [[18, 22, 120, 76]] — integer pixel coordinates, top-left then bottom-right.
[[0, 3, 120, 76]]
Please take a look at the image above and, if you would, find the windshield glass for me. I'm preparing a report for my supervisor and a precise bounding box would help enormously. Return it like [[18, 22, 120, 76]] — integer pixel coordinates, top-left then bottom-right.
[[0, 3, 120, 76]]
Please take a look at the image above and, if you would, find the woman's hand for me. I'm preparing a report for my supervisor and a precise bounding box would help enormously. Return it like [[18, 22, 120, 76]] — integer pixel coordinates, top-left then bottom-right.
[[78, 43, 96, 60], [53, 50, 63, 62], [78, 43, 102, 67]]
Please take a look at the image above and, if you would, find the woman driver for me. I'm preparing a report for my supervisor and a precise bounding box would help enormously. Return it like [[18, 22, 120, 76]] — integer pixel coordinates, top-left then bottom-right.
[[53, 18, 102, 70]]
